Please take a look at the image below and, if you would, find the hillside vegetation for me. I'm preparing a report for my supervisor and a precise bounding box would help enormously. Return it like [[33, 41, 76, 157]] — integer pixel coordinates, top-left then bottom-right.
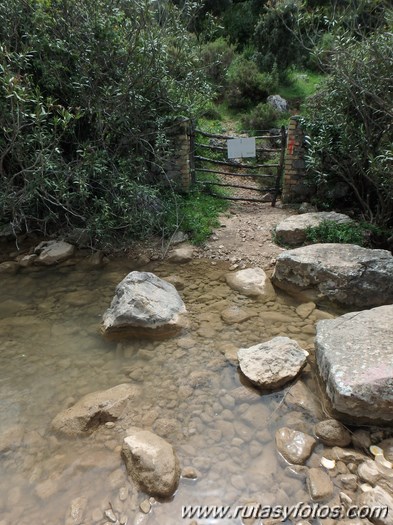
[[0, 0, 392, 246]]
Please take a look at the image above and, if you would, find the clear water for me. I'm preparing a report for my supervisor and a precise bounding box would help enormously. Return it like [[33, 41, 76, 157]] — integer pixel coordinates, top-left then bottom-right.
[[0, 258, 331, 525]]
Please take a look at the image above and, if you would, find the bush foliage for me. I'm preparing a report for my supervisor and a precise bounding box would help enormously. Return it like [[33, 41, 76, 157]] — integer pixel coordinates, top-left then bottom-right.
[[302, 31, 393, 227], [0, 0, 211, 245]]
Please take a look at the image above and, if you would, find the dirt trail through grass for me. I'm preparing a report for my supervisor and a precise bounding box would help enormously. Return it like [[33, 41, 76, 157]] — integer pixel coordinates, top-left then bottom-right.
[[195, 201, 294, 272]]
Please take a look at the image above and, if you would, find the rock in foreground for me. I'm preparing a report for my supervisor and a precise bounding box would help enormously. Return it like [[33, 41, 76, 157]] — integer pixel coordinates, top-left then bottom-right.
[[238, 336, 308, 389], [272, 243, 393, 308], [315, 305, 393, 423], [102, 272, 187, 340], [275, 211, 352, 246], [122, 427, 180, 498], [226, 267, 276, 301], [51, 384, 140, 436]]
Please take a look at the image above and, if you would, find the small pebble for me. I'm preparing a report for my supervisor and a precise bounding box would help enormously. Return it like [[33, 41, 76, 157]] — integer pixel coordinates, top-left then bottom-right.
[[104, 509, 118, 523], [139, 499, 151, 514]]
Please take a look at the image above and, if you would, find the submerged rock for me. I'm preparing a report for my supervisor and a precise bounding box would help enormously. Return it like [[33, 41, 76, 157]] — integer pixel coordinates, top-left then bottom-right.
[[238, 337, 308, 389], [285, 381, 323, 420], [101, 272, 187, 340], [221, 306, 253, 324], [315, 305, 393, 423], [225, 267, 276, 301], [276, 427, 316, 465], [51, 383, 140, 436], [307, 468, 334, 501], [358, 486, 393, 525], [122, 427, 180, 498], [0, 261, 19, 274], [0, 424, 25, 453], [358, 458, 393, 494], [35, 240, 75, 265], [275, 211, 352, 246], [272, 243, 393, 308], [314, 419, 352, 447]]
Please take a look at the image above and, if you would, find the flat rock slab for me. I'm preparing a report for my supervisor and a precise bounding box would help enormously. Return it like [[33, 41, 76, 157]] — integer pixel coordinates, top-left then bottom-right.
[[102, 272, 187, 340], [272, 243, 393, 308], [275, 212, 352, 246], [35, 240, 75, 265], [226, 267, 276, 301], [315, 305, 393, 423], [51, 383, 140, 436], [238, 336, 308, 389], [221, 306, 254, 324], [122, 427, 180, 498]]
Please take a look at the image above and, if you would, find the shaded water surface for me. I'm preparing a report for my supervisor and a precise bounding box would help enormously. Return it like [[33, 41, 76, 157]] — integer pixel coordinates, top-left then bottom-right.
[[0, 258, 333, 524]]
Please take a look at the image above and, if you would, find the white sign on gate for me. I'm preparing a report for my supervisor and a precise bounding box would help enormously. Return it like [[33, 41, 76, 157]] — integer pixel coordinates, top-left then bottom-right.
[[227, 137, 256, 159]]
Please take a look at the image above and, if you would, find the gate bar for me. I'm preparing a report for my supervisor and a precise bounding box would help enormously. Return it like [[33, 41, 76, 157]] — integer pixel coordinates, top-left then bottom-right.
[[195, 129, 281, 140], [196, 181, 276, 192], [195, 155, 279, 169], [195, 168, 275, 178]]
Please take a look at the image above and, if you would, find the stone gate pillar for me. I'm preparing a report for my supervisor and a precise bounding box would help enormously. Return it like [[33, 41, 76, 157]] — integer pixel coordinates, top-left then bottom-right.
[[163, 118, 191, 193], [282, 116, 311, 203]]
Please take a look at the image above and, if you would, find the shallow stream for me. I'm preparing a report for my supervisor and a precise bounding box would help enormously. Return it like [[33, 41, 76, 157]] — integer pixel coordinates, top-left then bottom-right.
[[0, 257, 336, 525]]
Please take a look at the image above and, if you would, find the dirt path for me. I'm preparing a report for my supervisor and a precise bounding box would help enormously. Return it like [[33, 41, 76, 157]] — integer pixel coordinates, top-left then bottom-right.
[[194, 201, 294, 272]]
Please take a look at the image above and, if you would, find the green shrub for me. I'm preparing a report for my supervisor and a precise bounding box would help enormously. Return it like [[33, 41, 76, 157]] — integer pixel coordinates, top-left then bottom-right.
[[305, 219, 391, 247], [254, 3, 306, 72], [0, 0, 211, 246], [241, 103, 280, 131], [302, 31, 393, 228], [305, 220, 365, 245], [164, 191, 228, 245], [226, 58, 277, 109], [200, 37, 236, 98]]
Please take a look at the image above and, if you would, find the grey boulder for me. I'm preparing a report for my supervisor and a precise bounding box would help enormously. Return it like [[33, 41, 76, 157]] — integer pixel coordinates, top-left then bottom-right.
[[275, 211, 352, 246], [51, 383, 140, 436], [315, 305, 393, 423], [102, 272, 187, 340], [267, 95, 288, 113], [272, 243, 393, 308], [122, 427, 180, 498], [238, 336, 308, 389]]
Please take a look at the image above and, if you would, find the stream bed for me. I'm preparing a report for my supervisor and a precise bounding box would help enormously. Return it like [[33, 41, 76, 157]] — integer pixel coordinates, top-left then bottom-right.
[[0, 257, 338, 525]]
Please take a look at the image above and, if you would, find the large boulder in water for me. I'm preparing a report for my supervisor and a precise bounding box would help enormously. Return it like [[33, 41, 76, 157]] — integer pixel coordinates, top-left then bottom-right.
[[272, 243, 393, 308], [122, 427, 180, 498], [315, 305, 393, 423], [274, 211, 352, 246], [101, 271, 187, 340], [51, 383, 140, 436]]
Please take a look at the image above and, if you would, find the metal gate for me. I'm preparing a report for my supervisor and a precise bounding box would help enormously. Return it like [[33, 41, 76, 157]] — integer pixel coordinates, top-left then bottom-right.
[[190, 125, 286, 207]]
